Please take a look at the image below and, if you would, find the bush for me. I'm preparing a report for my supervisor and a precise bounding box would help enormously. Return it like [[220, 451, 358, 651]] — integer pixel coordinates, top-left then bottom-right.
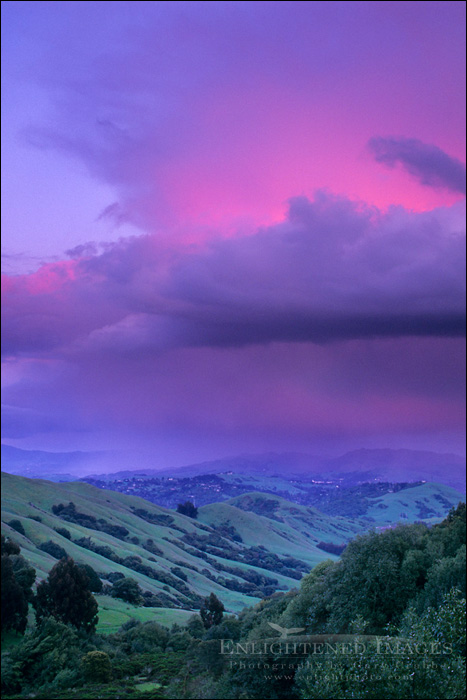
[[177, 501, 198, 518], [106, 571, 125, 583], [81, 650, 112, 683], [54, 526, 72, 540], [2, 618, 86, 694], [38, 540, 68, 560], [171, 566, 188, 581], [8, 519, 25, 536], [111, 577, 143, 605]]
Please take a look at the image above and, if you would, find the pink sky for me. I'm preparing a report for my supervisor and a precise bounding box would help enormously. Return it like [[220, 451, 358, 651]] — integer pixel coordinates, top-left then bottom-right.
[[1, 1, 465, 467]]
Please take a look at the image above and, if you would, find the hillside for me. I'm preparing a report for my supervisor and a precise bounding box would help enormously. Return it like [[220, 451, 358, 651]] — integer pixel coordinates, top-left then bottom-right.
[[2, 473, 462, 623], [197, 484, 464, 560], [198, 492, 362, 566], [1, 473, 351, 618]]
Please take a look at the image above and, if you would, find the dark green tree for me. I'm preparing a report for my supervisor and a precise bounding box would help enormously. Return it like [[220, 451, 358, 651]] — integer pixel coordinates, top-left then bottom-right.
[[1, 557, 29, 634], [1, 618, 85, 695], [38, 540, 68, 560], [176, 501, 198, 518], [9, 554, 36, 602], [33, 557, 98, 632], [111, 576, 143, 604], [54, 526, 72, 540], [77, 563, 103, 592], [8, 519, 26, 536], [1, 535, 20, 556], [187, 613, 206, 638], [1, 536, 35, 634], [200, 592, 225, 629]]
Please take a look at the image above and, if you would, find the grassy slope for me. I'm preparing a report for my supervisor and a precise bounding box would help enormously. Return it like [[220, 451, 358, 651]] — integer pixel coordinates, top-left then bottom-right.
[[366, 482, 465, 524], [95, 596, 194, 633], [3, 473, 338, 616], [3, 474, 461, 620], [199, 482, 464, 561], [198, 493, 363, 567], [1, 472, 259, 613]]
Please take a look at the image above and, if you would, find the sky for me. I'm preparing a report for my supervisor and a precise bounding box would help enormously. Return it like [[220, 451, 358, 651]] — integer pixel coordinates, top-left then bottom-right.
[[1, 1, 466, 470]]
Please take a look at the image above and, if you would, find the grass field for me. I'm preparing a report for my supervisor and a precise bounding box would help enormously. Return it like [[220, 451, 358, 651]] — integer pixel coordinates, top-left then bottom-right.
[[95, 597, 194, 633]]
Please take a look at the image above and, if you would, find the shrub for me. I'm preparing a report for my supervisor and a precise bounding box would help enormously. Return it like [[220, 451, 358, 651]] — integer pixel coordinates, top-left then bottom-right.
[[54, 526, 72, 540], [8, 519, 25, 536], [38, 540, 68, 560], [81, 650, 112, 683], [111, 577, 143, 605]]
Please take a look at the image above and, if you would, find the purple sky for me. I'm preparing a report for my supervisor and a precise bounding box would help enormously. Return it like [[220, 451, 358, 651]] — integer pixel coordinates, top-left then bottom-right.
[[2, 1, 466, 468]]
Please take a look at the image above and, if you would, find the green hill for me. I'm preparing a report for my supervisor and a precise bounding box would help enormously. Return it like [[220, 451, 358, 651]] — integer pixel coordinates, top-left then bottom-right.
[[2, 473, 462, 628], [364, 481, 465, 524], [198, 482, 464, 561], [198, 492, 362, 567], [1, 473, 339, 620]]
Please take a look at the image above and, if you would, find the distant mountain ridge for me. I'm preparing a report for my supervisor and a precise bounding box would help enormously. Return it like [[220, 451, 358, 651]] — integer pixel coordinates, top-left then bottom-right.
[[2, 444, 465, 490], [89, 448, 466, 491], [0, 445, 103, 480]]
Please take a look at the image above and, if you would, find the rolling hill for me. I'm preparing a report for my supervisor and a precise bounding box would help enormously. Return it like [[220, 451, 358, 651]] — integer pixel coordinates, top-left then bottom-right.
[[197, 492, 361, 566], [2, 472, 464, 638], [1, 472, 360, 621], [197, 483, 464, 557]]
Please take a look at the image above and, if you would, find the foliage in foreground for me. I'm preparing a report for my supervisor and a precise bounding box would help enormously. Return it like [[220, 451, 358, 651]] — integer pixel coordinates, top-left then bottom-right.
[[1, 503, 465, 699]]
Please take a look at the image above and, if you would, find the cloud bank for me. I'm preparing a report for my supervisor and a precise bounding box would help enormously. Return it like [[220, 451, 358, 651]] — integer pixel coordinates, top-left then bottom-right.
[[2, 192, 465, 360]]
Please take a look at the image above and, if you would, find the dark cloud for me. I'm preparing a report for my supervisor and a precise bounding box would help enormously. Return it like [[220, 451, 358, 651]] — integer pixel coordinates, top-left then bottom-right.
[[369, 136, 466, 194], [2, 192, 465, 359]]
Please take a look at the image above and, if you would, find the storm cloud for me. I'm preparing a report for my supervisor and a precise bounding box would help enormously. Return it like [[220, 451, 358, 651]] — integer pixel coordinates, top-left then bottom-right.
[[2, 192, 465, 359]]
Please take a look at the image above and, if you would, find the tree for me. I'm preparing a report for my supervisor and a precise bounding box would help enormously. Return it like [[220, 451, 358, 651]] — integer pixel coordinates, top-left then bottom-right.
[[1, 557, 29, 634], [77, 563, 103, 593], [1, 536, 35, 635], [200, 593, 225, 629], [111, 576, 143, 604], [187, 614, 205, 639], [1, 535, 20, 556], [33, 557, 98, 632], [177, 501, 198, 518], [54, 526, 72, 540], [9, 554, 36, 602], [2, 618, 84, 694]]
